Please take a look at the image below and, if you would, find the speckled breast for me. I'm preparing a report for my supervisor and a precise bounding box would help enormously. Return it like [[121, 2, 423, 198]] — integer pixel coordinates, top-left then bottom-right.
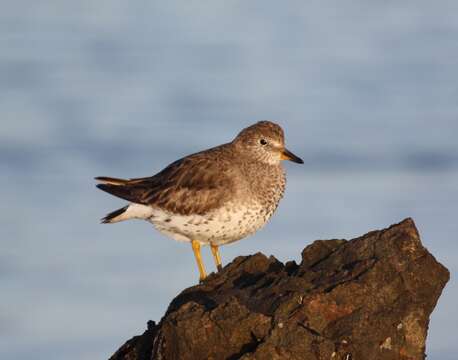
[[148, 199, 277, 245]]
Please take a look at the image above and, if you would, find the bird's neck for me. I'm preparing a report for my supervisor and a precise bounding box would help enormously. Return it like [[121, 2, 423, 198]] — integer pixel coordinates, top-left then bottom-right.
[[243, 161, 286, 209]]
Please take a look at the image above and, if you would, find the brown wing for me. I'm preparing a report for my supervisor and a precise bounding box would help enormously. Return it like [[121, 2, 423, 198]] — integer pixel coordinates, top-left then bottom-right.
[[96, 148, 235, 215]]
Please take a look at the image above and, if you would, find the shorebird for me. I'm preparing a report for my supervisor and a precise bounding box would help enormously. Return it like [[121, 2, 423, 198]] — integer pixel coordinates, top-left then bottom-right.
[[96, 121, 303, 281]]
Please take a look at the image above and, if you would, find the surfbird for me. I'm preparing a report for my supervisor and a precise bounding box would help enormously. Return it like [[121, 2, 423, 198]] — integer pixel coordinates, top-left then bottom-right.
[[95, 121, 303, 281]]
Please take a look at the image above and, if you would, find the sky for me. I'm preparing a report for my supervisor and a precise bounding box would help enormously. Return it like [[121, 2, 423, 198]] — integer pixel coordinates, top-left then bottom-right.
[[1, 1, 457, 359]]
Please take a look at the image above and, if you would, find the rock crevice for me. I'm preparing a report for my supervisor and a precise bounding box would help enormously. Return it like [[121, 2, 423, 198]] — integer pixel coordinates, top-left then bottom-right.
[[110, 219, 449, 360]]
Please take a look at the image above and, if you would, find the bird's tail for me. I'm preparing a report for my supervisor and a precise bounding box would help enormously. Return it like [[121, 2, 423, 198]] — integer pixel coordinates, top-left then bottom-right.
[[101, 206, 129, 224], [95, 176, 154, 223], [95, 175, 151, 203], [94, 176, 129, 185]]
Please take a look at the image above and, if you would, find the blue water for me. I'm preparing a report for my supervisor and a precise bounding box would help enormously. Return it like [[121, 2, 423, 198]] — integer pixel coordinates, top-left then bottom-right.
[[1, 1, 457, 359]]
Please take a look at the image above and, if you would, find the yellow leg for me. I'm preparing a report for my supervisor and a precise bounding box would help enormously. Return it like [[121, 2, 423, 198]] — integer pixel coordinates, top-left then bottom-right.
[[191, 240, 207, 282], [210, 244, 223, 272]]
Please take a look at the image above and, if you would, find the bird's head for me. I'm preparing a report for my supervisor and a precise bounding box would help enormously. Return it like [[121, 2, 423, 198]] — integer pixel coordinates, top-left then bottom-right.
[[233, 121, 303, 165]]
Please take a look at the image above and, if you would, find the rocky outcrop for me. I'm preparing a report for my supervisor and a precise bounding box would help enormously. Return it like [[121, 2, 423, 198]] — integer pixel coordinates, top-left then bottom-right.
[[110, 218, 449, 360]]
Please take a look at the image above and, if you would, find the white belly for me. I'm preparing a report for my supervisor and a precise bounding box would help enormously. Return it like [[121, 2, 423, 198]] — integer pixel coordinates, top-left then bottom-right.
[[142, 202, 271, 245]]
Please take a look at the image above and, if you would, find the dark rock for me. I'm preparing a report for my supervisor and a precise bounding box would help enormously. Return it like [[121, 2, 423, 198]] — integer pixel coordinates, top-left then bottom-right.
[[110, 218, 449, 360]]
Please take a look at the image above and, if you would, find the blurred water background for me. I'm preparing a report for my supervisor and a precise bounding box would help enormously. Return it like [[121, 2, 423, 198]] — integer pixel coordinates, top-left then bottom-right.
[[1, 1, 457, 359]]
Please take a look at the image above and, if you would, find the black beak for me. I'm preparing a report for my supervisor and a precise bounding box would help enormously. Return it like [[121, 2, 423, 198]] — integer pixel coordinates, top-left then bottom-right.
[[281, 148, 304, 164]]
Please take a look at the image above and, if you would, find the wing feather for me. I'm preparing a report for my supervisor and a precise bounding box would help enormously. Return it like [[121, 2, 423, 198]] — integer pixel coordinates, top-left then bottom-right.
[[96, 146, 235, 215]]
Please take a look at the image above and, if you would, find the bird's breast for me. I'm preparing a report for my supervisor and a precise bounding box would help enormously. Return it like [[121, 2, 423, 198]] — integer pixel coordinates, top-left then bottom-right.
[[248, 164, 286, 214], [147, 200, 274, 245]]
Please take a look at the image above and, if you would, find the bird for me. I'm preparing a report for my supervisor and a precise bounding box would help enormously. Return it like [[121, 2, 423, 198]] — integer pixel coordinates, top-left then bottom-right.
[[95, 121, 303, 282]]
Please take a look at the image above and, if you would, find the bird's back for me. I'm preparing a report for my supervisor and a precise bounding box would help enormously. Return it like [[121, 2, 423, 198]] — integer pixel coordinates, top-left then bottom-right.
[[97, 143, 239, 215]]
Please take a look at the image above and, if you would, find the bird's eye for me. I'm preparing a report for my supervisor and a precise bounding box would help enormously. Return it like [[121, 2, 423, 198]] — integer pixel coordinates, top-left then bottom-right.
[[260, 139, 267, 145]]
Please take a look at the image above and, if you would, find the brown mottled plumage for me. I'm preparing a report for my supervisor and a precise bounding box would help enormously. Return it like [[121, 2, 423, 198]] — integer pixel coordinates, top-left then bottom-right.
[[97, 145, 235, 216], [96, 121, 303, 281]]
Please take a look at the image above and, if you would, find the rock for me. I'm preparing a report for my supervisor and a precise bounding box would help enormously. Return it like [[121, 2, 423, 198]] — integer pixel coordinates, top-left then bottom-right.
[[110, 218, 449, 360]]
